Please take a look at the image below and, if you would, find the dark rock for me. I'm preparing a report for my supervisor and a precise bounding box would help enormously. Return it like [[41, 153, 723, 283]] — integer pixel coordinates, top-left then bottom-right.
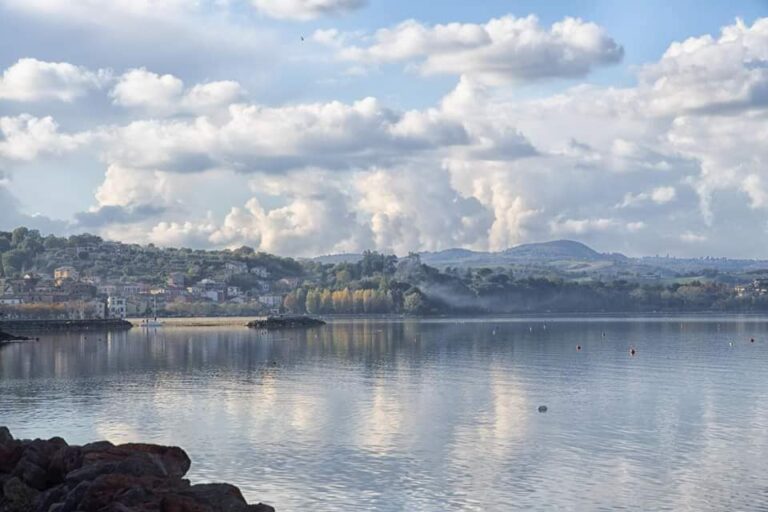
[[246, 316, 325, 330], [0, 428, 274, 512], [2, 477, 39, 512], [0, 428, 13, 445]]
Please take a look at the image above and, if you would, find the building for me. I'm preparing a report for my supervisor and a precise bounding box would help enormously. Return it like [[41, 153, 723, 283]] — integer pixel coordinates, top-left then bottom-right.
[[250, 266, 269, 278], [258, 294, 284, 307], [224, 261, 249, 277], [54, 266, 79, 283], [0, 297, 23, 305], [278, 277, 301, 289], [107, 296, 127, 319], [227, 286, 242, 298], [167, 272, 186, 287]]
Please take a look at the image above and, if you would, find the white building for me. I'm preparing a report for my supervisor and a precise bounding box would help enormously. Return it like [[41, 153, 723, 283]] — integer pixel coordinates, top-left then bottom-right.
[[107, 296, 127, 319], [224, 261, 249, 276], [250, 266, 269, 278], [258, 294, 284, 307]]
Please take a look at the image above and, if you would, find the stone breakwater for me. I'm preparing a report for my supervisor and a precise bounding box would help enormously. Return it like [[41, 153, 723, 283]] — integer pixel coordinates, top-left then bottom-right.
[[0, 320, 133, 333], [0, 331, 30, 343], [0, 428, 274, 512]]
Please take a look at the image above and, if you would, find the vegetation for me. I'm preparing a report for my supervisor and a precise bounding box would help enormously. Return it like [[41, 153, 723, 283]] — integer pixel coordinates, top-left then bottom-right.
[[2, 227, 768, 316]]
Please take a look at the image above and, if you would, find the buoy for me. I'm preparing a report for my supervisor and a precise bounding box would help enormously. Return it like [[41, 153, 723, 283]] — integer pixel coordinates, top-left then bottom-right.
[[729, 341, 734, 347], [629, 347, 637, 356], [751, 338, 755, 343], [538, 405, 548, 413], [576, 345, 582, 351]]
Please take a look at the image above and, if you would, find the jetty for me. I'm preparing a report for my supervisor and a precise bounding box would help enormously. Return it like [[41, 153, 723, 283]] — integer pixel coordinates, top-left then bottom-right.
[[0, 319, 133, 333], [246, 316, 326, 330]]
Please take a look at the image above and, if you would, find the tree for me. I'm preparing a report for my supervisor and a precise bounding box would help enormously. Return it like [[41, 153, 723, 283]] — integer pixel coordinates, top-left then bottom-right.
[[1, 249, 31, 276], [305, 289, 320, 314], [11, 227, 28, 247], [404, 290, 426, 315]]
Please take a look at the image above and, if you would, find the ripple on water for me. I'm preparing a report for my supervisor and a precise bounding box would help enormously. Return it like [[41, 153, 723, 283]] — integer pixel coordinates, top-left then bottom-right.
[[2, 318, 768, 511]]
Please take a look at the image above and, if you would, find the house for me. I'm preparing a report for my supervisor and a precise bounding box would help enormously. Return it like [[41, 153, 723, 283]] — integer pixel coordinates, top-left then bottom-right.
[[107, 296, 127, 319], [202, 290, 223, 302], [0, 297, 23, 305], [98, 284, 118, 296], [258, 294, 284, 307], [250, 266, 269, 278], [278, 277, 301, 289], [54, 266, 79, 283], [227, 286, 242, 298], [167, 272, 186, 287], [224, 261, 249, 277]]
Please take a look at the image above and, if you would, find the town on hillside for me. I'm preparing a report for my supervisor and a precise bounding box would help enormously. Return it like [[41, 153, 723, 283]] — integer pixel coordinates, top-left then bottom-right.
[[4, 227, 768, 320]]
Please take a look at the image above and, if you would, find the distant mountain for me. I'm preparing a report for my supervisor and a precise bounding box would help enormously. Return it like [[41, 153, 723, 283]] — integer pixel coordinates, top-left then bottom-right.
[[501, 240, 603, 261], [419, 240, 615, 267]]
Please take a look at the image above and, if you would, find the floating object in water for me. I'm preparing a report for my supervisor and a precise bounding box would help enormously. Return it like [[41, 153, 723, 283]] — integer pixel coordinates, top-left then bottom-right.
[[576, 345, 582, 351], [602, 331, 606, 337], [538, 405, 548, 413], [629, 347, 637, 356], [492, 329, 496, 335], [728, 341, 734, 347], [750, 338, 755, 343]]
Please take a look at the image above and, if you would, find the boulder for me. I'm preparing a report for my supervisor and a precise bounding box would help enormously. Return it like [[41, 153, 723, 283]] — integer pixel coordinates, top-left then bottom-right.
[[0, 428, 275, 512]]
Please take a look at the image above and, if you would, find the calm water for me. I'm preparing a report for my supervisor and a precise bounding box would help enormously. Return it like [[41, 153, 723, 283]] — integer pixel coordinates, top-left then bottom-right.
[[3, 317, 768, 511]]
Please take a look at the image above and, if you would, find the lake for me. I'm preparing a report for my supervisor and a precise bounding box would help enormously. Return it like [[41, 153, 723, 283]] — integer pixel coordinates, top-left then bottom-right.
[[2, 317, 768, 511]]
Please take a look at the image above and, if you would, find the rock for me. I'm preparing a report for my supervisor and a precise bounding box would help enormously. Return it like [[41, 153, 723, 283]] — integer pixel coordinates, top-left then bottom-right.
[[246, 316, 325, 330], [0, 428, 13, 445], [0, 428, 274, 512], [2, 477, 39, 512]]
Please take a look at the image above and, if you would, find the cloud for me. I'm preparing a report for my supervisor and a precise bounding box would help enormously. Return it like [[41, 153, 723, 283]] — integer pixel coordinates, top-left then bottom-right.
[[0, 0, 279, 80], [251, 0, 366, 21], [320, 15, 623, 84], [639, 17, 768, 115], [74, 204, 167, 228], [617, 186, 677, 208], [103, 97, 469, 173], [0, 182, 69, 234], [110, 68, 245, 114], [0, 114, 91, 161], [354, 166, 493, 254], [0, 58, 109, 102]]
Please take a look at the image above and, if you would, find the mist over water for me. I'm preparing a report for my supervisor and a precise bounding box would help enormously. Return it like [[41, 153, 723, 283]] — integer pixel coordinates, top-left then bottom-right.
[[3, 318, 768, 511]]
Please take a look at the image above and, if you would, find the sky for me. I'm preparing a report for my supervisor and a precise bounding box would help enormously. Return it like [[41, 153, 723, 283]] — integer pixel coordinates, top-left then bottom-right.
[[1, 0, 767, 258]]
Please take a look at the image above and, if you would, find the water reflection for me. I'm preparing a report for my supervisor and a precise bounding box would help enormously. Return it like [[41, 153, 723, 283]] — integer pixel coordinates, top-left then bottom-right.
[[2, 318, 768, 510]]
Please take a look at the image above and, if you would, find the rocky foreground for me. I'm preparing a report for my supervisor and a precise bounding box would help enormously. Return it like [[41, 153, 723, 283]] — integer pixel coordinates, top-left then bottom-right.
[[0, 428, 274, 512]]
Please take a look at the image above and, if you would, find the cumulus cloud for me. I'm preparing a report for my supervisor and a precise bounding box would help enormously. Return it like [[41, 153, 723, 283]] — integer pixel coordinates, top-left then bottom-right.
[[355, 167, 493, 254], [110, 68, 244, 114], [103, 97, 468, 173], [251, 0, 366, 21], [320, 15, 623, 84], [0, 58, 109, 102], [639, 18, 768, 115], [0, 115, 91, 161]]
